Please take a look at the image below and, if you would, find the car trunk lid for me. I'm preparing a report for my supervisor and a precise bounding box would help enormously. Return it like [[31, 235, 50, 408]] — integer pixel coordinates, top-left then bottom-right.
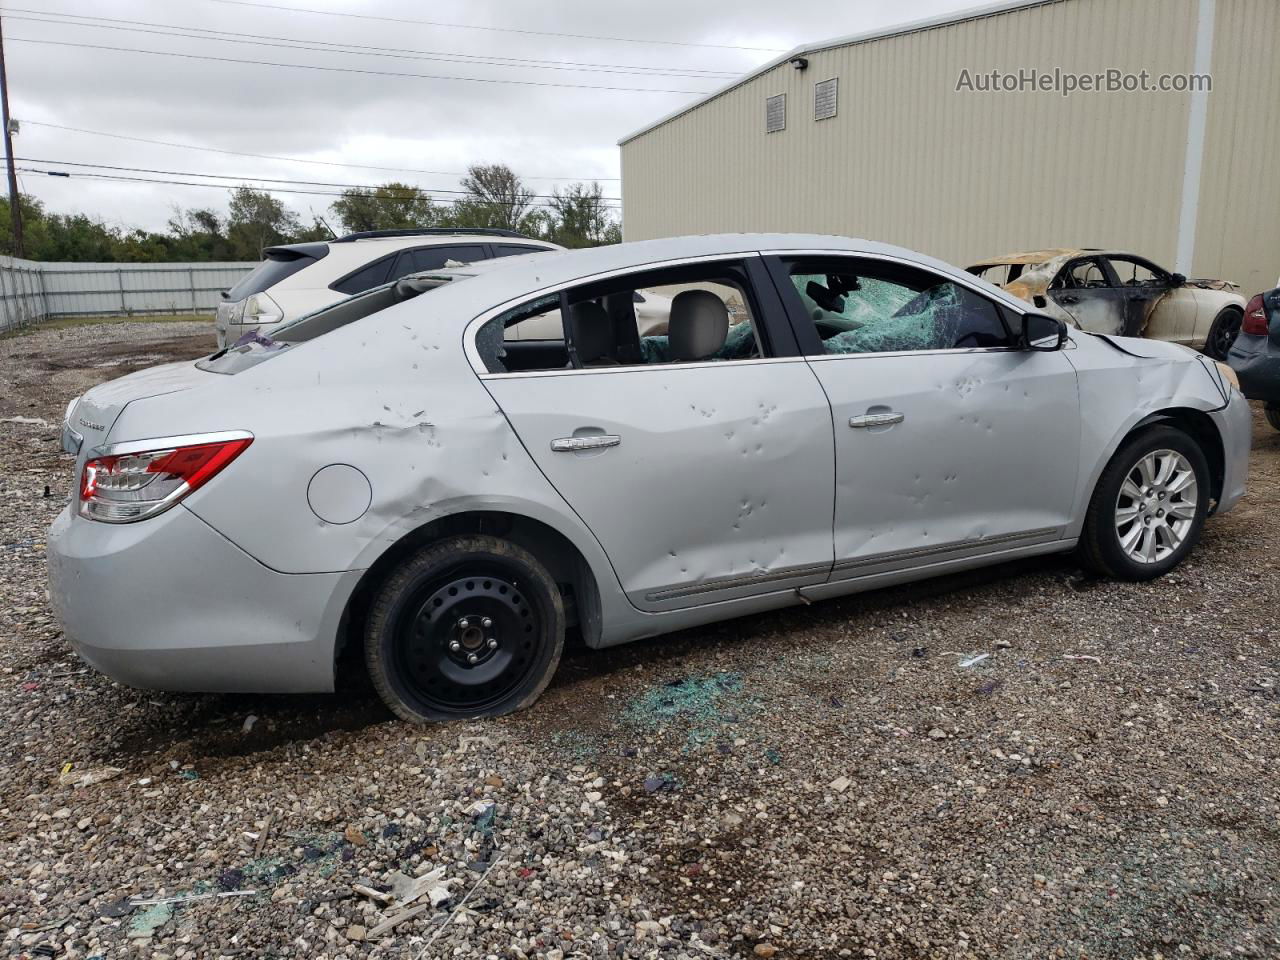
[[66, 361, 214, 457]]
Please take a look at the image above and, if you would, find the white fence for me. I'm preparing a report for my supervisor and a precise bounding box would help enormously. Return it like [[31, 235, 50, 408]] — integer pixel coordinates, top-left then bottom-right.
[[0, 255, 256, 334]]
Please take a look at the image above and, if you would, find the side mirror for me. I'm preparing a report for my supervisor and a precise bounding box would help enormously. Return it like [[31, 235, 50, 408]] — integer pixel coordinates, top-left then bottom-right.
[[1170, 272, 1187, 288], [1021, 312, 1068, 351]]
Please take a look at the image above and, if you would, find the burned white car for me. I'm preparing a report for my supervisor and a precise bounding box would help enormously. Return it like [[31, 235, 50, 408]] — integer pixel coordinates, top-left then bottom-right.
[[968, 249, 1246, 359], [49, 235, 1249, 724]]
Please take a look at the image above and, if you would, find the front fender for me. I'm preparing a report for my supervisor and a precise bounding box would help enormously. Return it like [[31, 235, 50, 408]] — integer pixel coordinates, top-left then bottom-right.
[[1064, 338, 1229, 538]]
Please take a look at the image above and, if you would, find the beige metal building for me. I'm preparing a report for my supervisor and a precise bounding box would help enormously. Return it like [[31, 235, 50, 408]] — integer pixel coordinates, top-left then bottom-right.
[[619, 0, 1279, 294]]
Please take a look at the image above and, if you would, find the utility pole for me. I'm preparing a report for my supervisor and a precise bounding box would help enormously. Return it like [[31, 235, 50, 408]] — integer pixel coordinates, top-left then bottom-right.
[[0, 15, 23, 258]]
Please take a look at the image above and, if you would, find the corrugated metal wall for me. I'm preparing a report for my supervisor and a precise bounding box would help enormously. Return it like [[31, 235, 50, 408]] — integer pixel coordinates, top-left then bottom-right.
[[0, 256, 255, 333], [622, 0, 1272, 289], [1195, 0, 1280, 292]]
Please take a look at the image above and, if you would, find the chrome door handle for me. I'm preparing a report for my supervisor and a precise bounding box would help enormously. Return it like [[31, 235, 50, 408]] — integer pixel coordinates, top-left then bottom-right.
[[849, 412, 904, 429], [550, 435, 621, 452]]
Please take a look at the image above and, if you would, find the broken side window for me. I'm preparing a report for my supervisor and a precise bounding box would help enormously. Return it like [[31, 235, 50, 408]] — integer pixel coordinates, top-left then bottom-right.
[[781, 258, 1015, 355]]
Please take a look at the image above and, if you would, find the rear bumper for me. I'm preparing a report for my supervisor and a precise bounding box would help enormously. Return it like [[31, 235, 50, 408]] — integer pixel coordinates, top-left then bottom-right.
[[1226, 334, 1280, 404], [47, 504, 359, 693]]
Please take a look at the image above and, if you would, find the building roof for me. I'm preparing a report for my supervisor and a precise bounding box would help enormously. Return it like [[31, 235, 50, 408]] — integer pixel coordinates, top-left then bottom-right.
[[618, 0, 1061, 145]]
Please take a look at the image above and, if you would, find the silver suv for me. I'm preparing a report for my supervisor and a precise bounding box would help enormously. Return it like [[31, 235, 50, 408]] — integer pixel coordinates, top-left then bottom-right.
[[215, 228, 560, 347], [50, 234, 1250, 724]]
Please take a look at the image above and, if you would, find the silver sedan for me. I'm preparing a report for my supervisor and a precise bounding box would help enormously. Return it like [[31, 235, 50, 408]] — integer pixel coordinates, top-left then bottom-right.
[[48, 234, 1251, 723]]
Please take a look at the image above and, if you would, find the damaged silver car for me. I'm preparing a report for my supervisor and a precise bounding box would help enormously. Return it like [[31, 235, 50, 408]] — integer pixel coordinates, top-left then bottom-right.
[[967, 249, 1246, 359], [48, 235, 1250, 723]]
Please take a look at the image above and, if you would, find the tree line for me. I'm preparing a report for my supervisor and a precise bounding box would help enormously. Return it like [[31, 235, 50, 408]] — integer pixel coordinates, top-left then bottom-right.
[[0, 163, 621, 263]]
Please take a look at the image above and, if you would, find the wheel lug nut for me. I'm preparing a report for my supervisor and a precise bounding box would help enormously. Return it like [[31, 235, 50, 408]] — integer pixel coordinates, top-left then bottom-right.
[[456, 617, 469, 629], [467, 653, 479, 664], [449, 641, 461, 653], [487, 638, 498, 649], [481, 617, 493, 628]]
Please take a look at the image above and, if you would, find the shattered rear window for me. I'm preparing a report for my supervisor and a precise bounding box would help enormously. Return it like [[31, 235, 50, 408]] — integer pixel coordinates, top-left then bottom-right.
[[477, 293, 560, 372]]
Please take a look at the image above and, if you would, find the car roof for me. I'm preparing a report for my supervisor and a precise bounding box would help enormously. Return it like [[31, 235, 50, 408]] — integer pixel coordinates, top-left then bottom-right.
[[367, 233, 1034, 322], [266, 234, 557, 258], [968, 248, 1165, 270]]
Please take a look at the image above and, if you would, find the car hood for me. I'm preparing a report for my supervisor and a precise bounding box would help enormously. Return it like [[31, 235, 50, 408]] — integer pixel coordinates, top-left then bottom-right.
[[69, 360, 214, 451], [1089, 333, 1198, 361]]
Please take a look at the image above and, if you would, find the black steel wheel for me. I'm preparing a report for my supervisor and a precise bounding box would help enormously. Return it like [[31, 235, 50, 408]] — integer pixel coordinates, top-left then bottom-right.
[[1204, 307, 1243, 361], [365, 535, 564, 723]]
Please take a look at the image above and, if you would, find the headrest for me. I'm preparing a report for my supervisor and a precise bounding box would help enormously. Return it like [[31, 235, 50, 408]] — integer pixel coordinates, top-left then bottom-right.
[[668, 290, 729, 361], [569, 301, 614, 364]]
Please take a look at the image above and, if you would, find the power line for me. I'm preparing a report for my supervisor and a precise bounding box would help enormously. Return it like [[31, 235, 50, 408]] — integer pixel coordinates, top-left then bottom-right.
[[16, 166, 623, 209], [191, 0, 785, 53], [5, 37, 714, 94], [22, 120, 622, 181], [0, 9, 743, 80], [17, 156, 623, 201]]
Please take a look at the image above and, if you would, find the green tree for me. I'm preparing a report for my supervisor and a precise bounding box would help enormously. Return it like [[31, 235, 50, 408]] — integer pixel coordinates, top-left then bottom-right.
[[292, 216, 333, 243], [164, 207, 233, 261], [0, 193, 50, 259], [39, 213, 127, 262], [545, 182, 621, 248], [226, 186, 301, 259], [330, 182, 437, 234], [449, 163, 535, 232]]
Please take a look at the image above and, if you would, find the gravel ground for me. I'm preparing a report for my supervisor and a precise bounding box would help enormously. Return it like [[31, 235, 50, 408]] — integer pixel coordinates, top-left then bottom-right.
[[1, 318, 1277, 959]]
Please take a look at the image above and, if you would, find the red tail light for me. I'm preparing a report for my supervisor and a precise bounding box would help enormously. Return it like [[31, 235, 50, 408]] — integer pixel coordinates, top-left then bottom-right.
[[1241, 294, 1269, 336], [79, 434, 252, 523]]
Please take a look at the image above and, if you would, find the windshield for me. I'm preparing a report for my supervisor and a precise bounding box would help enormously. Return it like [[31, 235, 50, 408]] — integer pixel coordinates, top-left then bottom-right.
[[967, 263, 1030, 285]]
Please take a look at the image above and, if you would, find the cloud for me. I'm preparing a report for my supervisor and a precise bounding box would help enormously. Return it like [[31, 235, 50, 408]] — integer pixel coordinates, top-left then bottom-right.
[[7, 0, 966, 233]]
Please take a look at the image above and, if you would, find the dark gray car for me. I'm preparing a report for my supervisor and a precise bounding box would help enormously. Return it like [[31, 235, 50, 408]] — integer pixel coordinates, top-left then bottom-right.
[[1227, 287, 1280, 430]]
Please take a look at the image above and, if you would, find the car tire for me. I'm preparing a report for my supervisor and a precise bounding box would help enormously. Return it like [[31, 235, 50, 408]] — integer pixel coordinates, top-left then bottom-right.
[[1267, 404, 1280, 432], [1078, 425, 1210, 581], [1204, 307, 1243, 360], [365, 534, 564, 724]]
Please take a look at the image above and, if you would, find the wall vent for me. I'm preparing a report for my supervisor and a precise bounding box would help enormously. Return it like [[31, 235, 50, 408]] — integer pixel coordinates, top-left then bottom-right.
[[765, 93, 786, 133], [814, 78, 838, 120]]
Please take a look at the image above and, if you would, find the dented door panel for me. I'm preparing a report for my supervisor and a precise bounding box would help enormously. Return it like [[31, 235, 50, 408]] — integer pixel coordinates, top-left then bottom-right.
[[484, 361, 835, 612], [808, 349, 1080, 579]]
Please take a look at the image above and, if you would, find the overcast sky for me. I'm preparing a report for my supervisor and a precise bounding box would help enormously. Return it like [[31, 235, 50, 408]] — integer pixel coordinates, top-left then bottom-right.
[[5, 0, 969, 233]]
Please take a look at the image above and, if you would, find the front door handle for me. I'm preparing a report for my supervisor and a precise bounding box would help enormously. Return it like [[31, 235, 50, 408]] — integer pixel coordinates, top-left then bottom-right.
[[551, 434, 621, 452], [849, 412, 904, 429], [1058, 295, 1079, 304]]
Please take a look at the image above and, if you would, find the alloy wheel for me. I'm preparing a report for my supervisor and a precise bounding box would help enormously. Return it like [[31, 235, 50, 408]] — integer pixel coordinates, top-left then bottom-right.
[[1114, 448, 1199, 564], [1209, 311, 1242, 359]]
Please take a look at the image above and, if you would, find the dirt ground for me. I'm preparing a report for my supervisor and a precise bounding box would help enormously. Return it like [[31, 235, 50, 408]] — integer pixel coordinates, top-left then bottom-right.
[[0, 318, 1277, 959]]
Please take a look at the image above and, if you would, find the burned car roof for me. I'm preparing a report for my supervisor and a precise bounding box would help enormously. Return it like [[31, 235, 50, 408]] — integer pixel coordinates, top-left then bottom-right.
[[968, 248, 1094, 268]]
